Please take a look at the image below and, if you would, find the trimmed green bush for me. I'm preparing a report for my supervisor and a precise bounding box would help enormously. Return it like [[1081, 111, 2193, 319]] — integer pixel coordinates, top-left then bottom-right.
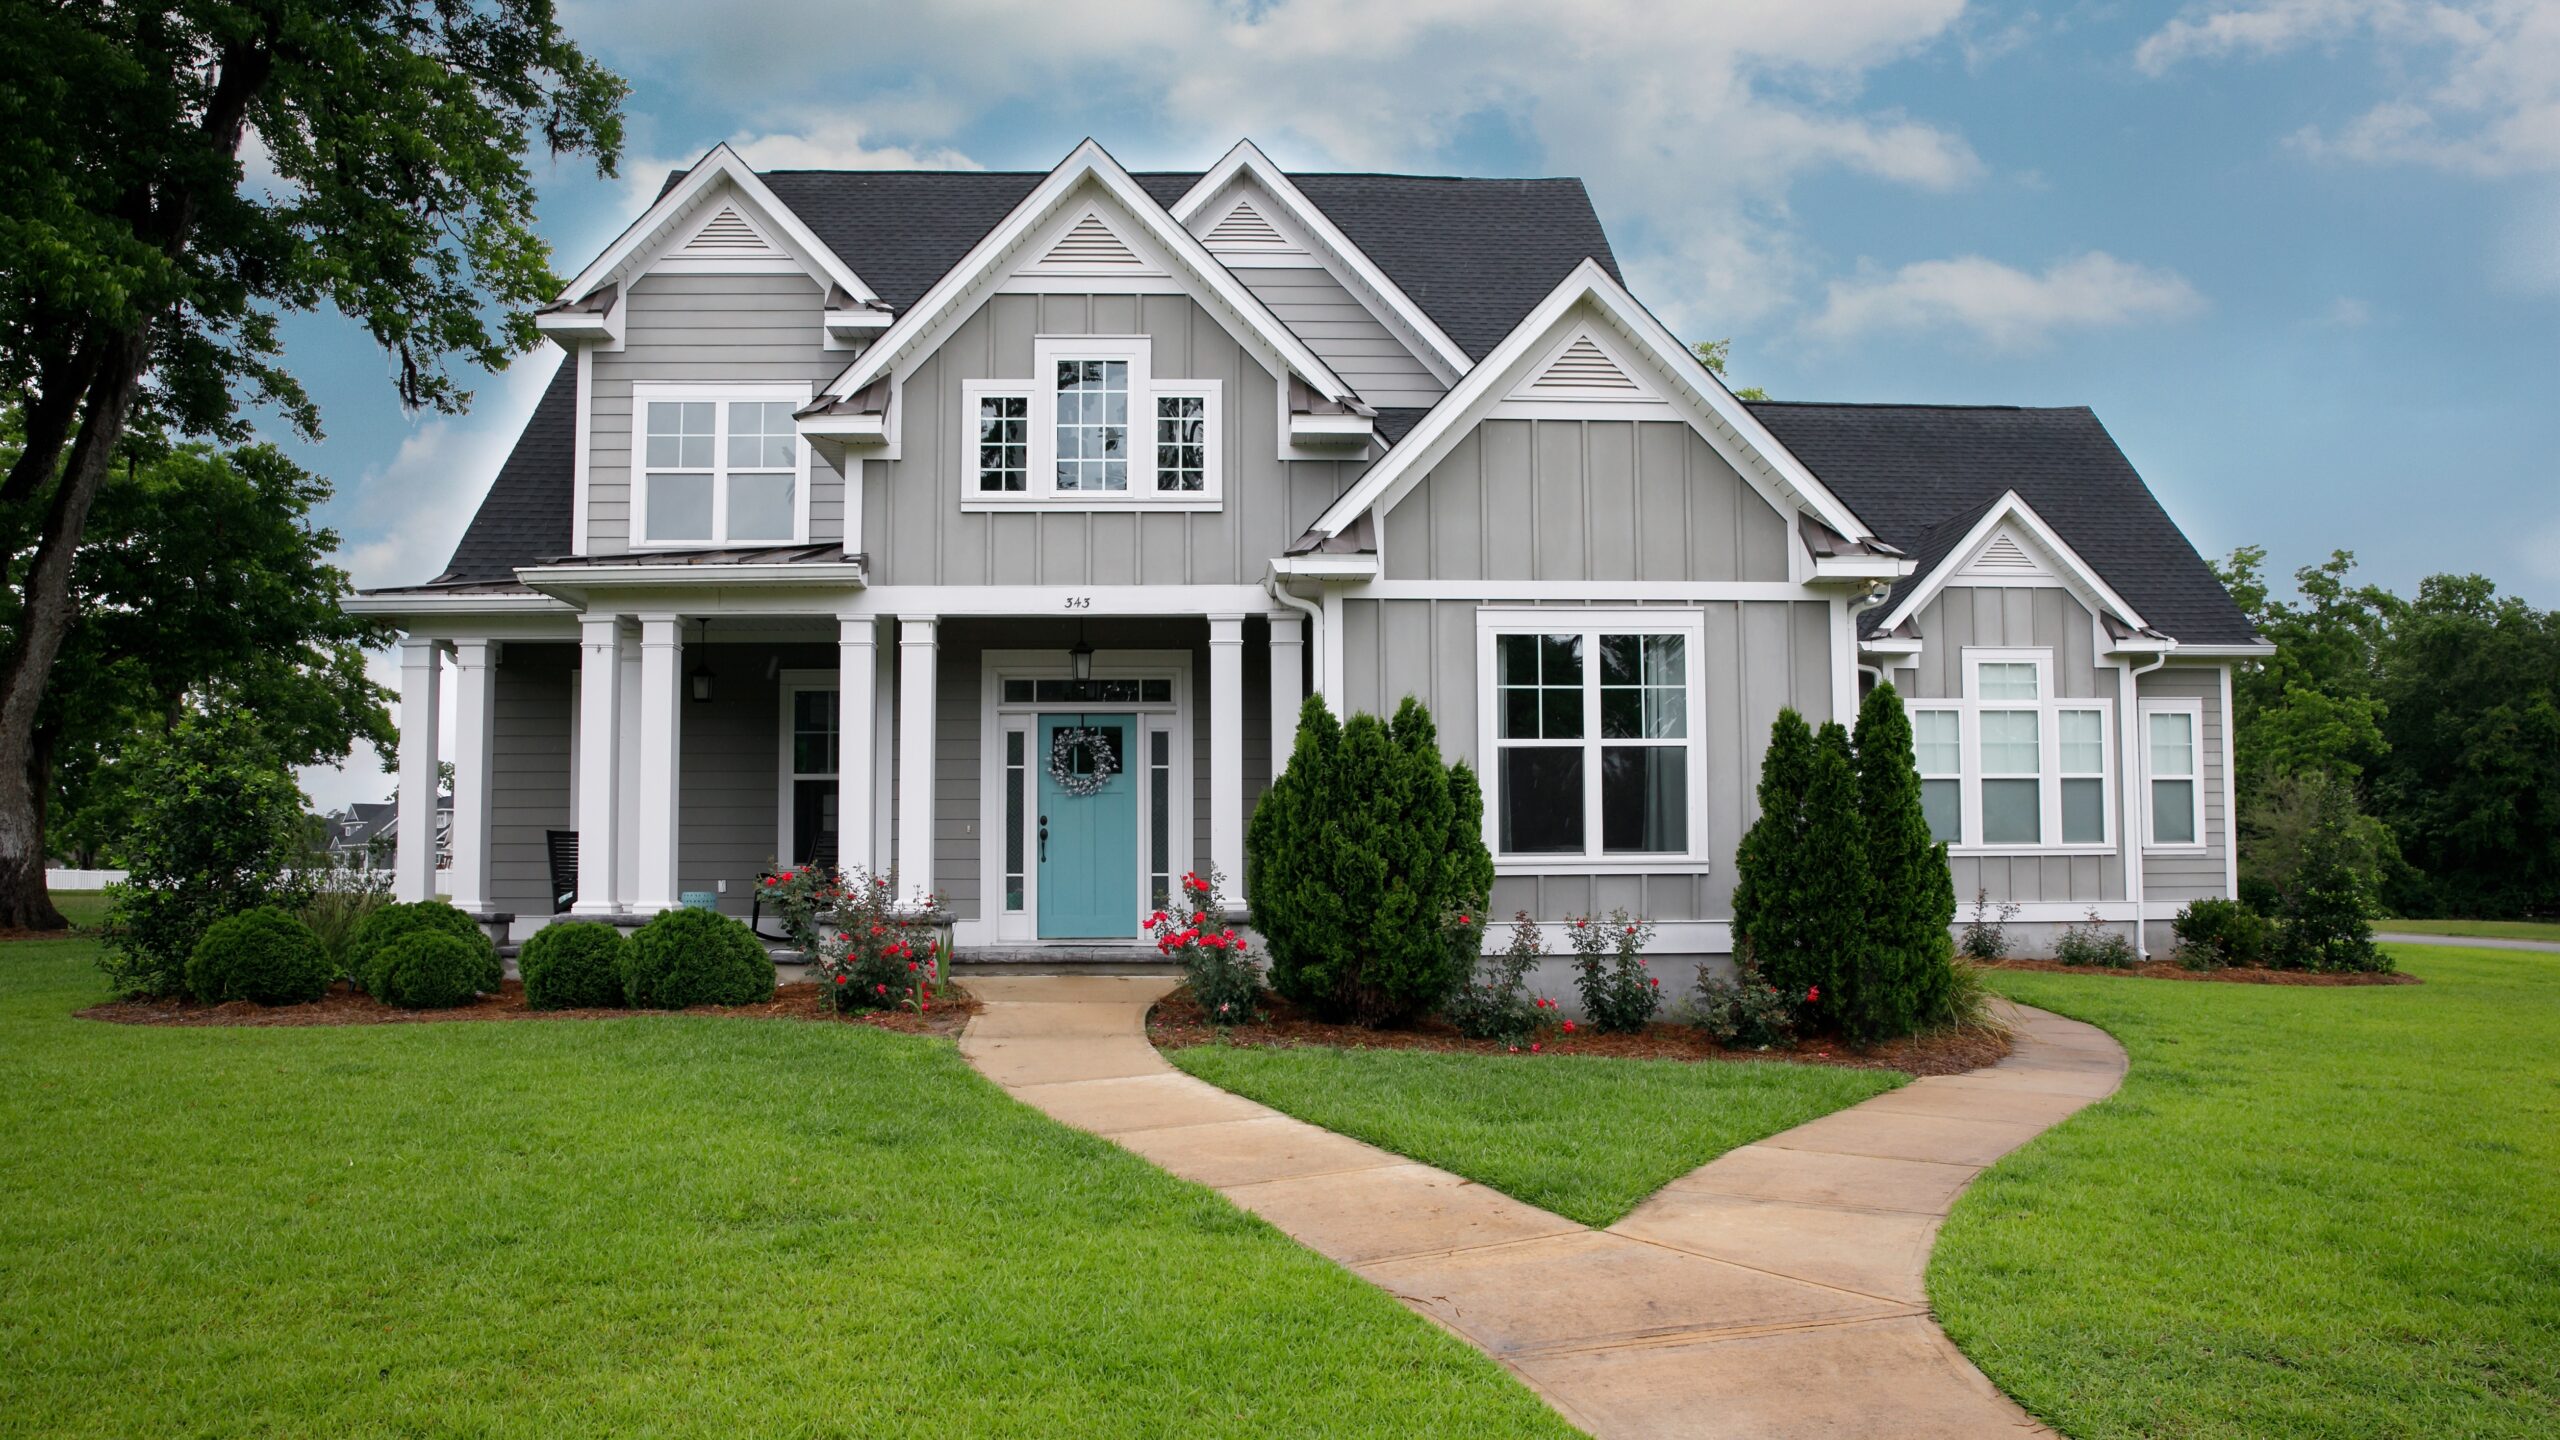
[[185, 907, 331, 1005], [2276, 779, 2391, 973], [371, 932, 486, 1009], [1790, 722, 1869, 1028], [1249, 696, 1491, 1026], [622, 907, 774, 1009], [2172, 897, 2272, 970], [518, 921, 630, 1010], [1851, 683, 1958, 1040], [1731, 708, 1816, 983], [347, 901, 498, 999]]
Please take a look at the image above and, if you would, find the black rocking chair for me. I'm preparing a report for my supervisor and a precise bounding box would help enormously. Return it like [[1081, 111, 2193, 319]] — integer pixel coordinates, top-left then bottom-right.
[[546, 829, 578, 915]]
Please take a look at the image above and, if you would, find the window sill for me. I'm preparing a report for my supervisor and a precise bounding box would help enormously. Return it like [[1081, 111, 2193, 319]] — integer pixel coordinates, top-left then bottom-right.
[[623, 538, 808, 552], [1947, 843, 2118, 857], [960, 496, 1223, 514], [2141, 843, 2211, 855], [1494, 857, 1710, 876]]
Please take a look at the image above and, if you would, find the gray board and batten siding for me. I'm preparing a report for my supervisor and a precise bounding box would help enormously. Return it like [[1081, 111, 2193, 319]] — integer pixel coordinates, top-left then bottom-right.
[[864, 292, 1371, 587], [585, 272, 852, 554]]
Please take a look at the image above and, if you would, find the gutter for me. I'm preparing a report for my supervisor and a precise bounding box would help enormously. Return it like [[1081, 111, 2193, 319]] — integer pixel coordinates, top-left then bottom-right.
[[1264, 566, 1325, 707], [2124, 648, 2172, 959]]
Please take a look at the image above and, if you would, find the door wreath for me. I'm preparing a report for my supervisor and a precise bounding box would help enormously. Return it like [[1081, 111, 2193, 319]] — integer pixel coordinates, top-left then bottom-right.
[[1048, 726, 1120, 797]]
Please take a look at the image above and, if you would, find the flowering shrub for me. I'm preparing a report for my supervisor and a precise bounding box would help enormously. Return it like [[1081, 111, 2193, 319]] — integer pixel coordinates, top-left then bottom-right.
[[1566, 910, 1661, 1034], [1960, 888, 2021, 961], [2053, 910, 2137, 968], [1150, 869, 1262, 1024], [1442, 910, 1548, 1046], [778, 865, 943, 1013], [1693, 956, 1802, 1050]]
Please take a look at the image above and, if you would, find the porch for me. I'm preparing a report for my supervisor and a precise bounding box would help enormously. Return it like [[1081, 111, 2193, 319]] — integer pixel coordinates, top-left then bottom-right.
[[392, 608, 1310, 950]]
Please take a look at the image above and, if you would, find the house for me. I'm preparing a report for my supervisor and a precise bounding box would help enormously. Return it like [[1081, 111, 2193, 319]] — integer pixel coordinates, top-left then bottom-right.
[[322, 795, 450, 873], [346, 139, 2266, 963]]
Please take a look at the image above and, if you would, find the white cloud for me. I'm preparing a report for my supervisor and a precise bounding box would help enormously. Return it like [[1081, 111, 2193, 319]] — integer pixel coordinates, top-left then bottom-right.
[[2137, 1, 2560, 177], [619, 118, 980, 214], [1806, 251, 2207, 349], [573, 0, 1984, 330], [336, 358, 558, 592]]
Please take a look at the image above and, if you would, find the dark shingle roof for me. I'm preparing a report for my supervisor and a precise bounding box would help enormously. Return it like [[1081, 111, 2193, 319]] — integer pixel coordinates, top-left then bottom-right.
[[756, 169, 1617, 360], [1744, 402, 2257, 646], [434, 356, 576, 585]]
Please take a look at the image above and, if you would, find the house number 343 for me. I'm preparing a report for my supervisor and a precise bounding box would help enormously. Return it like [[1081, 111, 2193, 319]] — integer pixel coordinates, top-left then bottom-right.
[[1062, 596, 1092, 609]]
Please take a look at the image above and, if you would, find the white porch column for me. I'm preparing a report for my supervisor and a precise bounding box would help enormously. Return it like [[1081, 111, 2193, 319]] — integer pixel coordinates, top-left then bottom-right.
[[394, 636, 444, 904], [633, 613, 683, 914], [570, 615, 624, 916], [1268, 614, 1305, 779], [448, 639, 496, 914], [896, 617, 938, 896], [615, 630, 643, 910], [837, 616, 880, 875], [1209, 615, 1245, 893]]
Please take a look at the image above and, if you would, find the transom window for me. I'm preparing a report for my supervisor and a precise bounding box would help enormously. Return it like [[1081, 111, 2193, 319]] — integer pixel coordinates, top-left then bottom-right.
[[1906, 650, 2114, 851], [962, 337, 1221, 509], [1479, 612, 1705, 868], [2141, 700, 2205, 847], [634, 383, 808, 546]]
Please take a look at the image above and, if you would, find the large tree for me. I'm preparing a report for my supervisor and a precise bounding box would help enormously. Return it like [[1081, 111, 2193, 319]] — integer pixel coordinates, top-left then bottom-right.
[[28, 439, 394, 865], [0, 2, 624, 926]]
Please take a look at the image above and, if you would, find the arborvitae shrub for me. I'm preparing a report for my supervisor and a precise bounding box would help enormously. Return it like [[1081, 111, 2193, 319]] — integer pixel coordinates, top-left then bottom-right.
[[349, 901, 497, 999], [1248, 696, 1491, 1026], [518, 921, 630, 1010], [371, 932, 486, 1009], [623, 907, 775, 1008], [185, 907, 332, 1005], [1850, 683, 1958, 1039], [2277, 779, 2390, 973], [1731, 708, 1816, 989], [1789, 722, 1869, 1031]]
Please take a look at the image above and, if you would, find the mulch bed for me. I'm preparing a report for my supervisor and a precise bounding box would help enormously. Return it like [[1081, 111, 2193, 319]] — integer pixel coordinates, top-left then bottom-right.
[[1146, 988, 2011, 1076], [1980, 958, 2418, 986], [78, 980, 979, 1036]]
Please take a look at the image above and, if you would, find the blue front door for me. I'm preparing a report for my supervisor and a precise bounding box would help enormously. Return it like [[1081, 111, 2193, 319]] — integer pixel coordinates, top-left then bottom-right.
[[1037, 714, 1139, 938]]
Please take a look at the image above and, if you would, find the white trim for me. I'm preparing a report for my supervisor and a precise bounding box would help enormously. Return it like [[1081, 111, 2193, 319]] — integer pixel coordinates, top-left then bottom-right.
[[2173, 641, 2278, 658], [2137, 696, 2208, 852], [1208, 615, 1246, 900], [957, 339, 1227, 511], [1308, 260, 1872, 545], [1354, 580, 1820, 602], [1903, 648, 2120, 854], [633, 614, 684, 913], [344, 592, 580, 620], [1873, 491, 2151, 638], [1270, 553, 1379, 581], [776, 667, 843, 871], [853, 584, 1276, 617], [1170, 141, 1473, 383], [838, 618, 880, 876], [2218, 663, 2239, 897], [448, 639, 496, 914], [896, 618, 939, 894], [627, 381, 815, 549], [394, 638, 444, 905], [975, 649, 1193, 945], [571, 346, 594, 555], [1474, 607, 1711, 873], [822, 140, 1356, 408], [568, 616, 624, 917], [555, 144, 876, 309]]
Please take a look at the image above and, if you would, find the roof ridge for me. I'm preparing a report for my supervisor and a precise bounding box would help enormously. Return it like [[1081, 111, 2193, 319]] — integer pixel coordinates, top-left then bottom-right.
[[1744, 399, 2095, 413]]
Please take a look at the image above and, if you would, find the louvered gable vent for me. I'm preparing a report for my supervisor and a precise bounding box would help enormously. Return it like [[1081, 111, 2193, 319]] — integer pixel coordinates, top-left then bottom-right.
[[681, 206, 779, 258], [1530, 336, 1639, 392], [1204, 201, 1285, 246], [1965, 530, 2045, 575], [1041, 215, 1141, 268]]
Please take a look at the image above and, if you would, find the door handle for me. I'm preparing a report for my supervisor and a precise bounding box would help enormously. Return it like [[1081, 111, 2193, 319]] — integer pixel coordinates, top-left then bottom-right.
[[1038, 815, 1049, 862]]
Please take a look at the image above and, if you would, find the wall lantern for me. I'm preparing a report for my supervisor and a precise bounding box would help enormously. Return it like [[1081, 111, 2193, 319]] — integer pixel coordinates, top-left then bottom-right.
[[1069, 627, 1095, 684]]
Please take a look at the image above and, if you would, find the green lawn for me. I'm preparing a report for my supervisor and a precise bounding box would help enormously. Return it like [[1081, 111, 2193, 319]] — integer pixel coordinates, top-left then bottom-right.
[[1166, 1044, 1903, 1226], [0, 939, 1572, 1439], [1934, 945, 2560, 1439], [2378, 917, 2560, 943], [43, 890, 109, 929]]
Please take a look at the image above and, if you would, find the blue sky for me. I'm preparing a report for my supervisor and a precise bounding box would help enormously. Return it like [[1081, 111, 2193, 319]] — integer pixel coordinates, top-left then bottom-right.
[[286, 0, 2560, 807]]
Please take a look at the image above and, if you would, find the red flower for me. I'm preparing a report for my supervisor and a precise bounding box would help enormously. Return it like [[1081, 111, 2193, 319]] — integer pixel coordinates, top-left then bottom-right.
[[1457, 914, 1471, 925], [907, 961, 919, 972], [833, 974, 847, 986], [874, 984, 887, 995], [1625, 925, 1637, 936], [1530, 1042, 1542, 1053], [1650, 977, 1660, 988], [1805, 986, 1820, 1003], [1561, 1020, 1576, 1034]]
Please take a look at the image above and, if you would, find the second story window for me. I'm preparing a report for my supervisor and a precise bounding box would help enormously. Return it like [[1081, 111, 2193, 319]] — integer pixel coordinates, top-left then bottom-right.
[[1905, 649, 2116, 853], [634, 382, 809, 547], [961, 337, 1221, 510]]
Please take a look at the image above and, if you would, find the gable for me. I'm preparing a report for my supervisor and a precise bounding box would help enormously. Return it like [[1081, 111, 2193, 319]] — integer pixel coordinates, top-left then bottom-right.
[[1504, 327, 1662, 405], [1956, 523, 2052, 581], [1032, 212, 1148, 272], [555, 145, 876, 310]]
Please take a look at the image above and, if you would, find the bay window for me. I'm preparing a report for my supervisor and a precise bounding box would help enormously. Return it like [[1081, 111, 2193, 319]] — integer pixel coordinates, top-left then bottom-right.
[[1905, 650, 2114, 852], [962, 337, 1221, 509], [633, 383, 809, 546], [1479, 611, 1705, 869], [2141, 699, 2204, 847]]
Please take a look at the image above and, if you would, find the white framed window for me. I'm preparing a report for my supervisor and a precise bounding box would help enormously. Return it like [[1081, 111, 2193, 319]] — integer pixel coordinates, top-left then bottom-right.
[[632, 381, 811, 547], [1904, 649, 2115, 853], [2140, 698, 2206, 849], [959, 337, 1221, 511], [776, 672, 840, 869], [1476, 609, 1707, 872]]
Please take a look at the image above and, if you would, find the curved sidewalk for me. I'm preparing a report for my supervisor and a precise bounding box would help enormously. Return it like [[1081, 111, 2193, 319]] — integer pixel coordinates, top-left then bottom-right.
[[961, 976, 2124, 1440]]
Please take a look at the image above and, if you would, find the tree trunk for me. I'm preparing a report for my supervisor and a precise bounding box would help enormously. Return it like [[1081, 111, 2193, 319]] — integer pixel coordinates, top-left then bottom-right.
[[0, 334, 96, 510], [0, 335, 147, 929]]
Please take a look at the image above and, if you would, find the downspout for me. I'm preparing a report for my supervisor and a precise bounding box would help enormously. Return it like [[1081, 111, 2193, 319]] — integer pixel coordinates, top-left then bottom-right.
[[1265, 566, 1325, 707], [2125, 649, 2171, 959], [1850, 580, 1894, 688]]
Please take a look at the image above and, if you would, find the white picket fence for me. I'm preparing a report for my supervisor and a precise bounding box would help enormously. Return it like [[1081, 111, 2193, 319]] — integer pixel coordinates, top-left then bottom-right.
[[46, 868, 127, 890]]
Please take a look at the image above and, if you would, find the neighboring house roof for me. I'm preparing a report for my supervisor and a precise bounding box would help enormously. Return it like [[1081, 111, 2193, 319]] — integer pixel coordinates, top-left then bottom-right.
[[1743, 402, 2259, 646], [752, 169, 1620, 361]]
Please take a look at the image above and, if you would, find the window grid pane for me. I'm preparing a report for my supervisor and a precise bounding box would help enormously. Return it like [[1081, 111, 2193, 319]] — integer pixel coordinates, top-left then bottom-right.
[[978, 395, 1028, 492], [790, 690, 839, 777], [646, 473, 713, 543], [1601, 746, 1687, 853], [645, 401, 714, 469], [1912, 710, 1960, 775], [1499, 748, 1584, 853], [2059, 710, 2105, 774], [1978, 661, 2040, 700], [2152, 780, 2198, 844], [1921, 778, 1960, 844], [726, 401, 798, 469], [2062, 777, 2105, 844], [1054, 359, 1129, 491], [1004, 731, 1026, 912], [1155, 395, 1206, 491], [1980, 710, 2040, 774], [1599, 634, 1685, 740], [727, 472, 794, 541], [1149, 730, 1171, 909], [1496, 633, 1582, 740], [2149, 712, 2196, 777], [1982, 778, 2041, 844]]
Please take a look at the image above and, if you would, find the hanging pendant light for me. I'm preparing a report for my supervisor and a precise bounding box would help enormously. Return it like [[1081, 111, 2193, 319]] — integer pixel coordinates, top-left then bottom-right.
[[689, 618, 715, 703], [1069, 621, 1094, 685]]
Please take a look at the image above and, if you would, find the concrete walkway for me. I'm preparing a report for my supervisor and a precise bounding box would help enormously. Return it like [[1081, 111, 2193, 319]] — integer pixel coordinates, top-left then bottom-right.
[[960, 976, 2125, 1440], [2376, 930, 2560, 953]]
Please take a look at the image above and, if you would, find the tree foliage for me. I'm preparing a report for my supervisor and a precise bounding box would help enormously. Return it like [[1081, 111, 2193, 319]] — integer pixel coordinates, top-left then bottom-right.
[[1249, 696, 1492, 1025], [0, 1, 625, 927], [1852, 682, 1957, 1039], [1730, 708, 1815, 979]]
